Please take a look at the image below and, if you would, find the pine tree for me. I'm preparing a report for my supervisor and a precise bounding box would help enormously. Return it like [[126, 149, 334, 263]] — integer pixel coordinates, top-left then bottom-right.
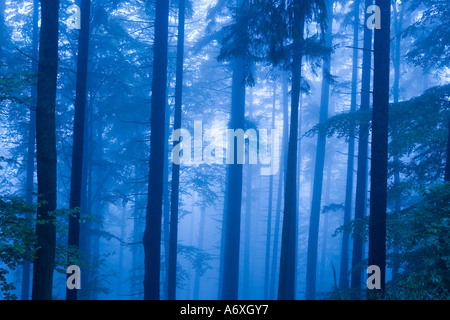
[[67, 0, 91, 301], [32, 0, 60, 300], [368, 0, 390, 299], [143, 0, 170, 300], [168, 0, 186, 300]]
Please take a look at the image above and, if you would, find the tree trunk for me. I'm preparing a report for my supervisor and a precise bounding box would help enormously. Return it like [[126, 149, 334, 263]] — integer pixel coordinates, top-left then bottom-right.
[[67, 0, 91, 301], [32, 0, 59, 300], [351, 0, 373, 298], [305, 0, 333, 300], [143, 0, 170, 300], [391, 1, 403, 278], [221, 57, 246, 300], [0, 0, 5, 62], [264, 79, 277, 300], [243, 154, 253, 299], [278, 3, 305, 300], [21, 0, 39, 300], [168, 0, 185, 300], [193, 206, 206, 299], [368, 0, 390, 299], [339, 0, 359, 290], [270, 71, 289, 300]]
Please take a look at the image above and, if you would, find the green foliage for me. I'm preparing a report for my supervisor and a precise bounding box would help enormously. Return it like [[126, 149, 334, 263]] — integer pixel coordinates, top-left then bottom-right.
[[0, 70, 33, 105], [386, 183, 450, 300], [0, 196, 37, 299]]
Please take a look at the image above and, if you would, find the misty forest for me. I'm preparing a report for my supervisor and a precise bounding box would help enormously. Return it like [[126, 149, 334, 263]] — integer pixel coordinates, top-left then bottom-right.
[[0, 0, 449, 301]]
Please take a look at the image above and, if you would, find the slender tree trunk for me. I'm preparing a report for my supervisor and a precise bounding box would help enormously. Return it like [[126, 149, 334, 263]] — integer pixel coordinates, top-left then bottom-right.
[[21, 0, 39, 300], [243, 88, 254, 299], [162, 82, 171, 300], [391, 1, 403, 278], [351, 0, 373, 298], [368, 0, 390, 299], [67, 0, 91, 301], [0, 0, 5, 63], [118, 202, 126, 296], [278, 3, 305, 300], [168, 0, 185, 300], [143, 0, 170, 300], [243, 157, 253, 299], [264, 79, 277, 300], [339, 0, 359, 290], [270, 72, 289, 300], [446, 119, 450, 182], [32, 0, 59, 300], [78, 106, 90, 299], [305, 0, 333, 300], [193, 206, 206, 299]]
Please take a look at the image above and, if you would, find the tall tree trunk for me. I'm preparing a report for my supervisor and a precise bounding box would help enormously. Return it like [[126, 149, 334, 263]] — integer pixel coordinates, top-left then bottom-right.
[[220, 0, 246, 300], [221, 58, 246, 300], [351, 0, 373, 298], [278, 3, 305, 300], [264, 79, 277, 300], [67, 0, 91, 301], [339, 0, 359, 290], [270, 71, 289, 300], [143, 0, 170, 300], [368, 0, 390, 299], [391, 1, 403, 278], [32, 0, 59, 300], [168, 0, 185, 300], [305, 0, 333, 300], [21, 0, 39, 300]]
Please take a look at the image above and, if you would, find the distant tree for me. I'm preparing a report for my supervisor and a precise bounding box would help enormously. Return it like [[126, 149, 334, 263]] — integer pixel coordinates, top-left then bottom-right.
[[305, 0, 333, 300], [340, 0, 359, 290], [168, 0, 186, 301], [351, 0, 373, 298], [21, 0, 39, 301], [32, 0, 60, 300]]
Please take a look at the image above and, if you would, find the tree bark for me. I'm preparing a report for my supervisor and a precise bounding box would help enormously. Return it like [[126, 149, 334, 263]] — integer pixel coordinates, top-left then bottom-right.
[[264, 79, 277, 299], [367, 0, 390, 299], [67, 0, 91, 301], [351, 0, 373, 298], [143, 0, 170, 300], [32, 0, 59, 300], [278, 2, 305, 300]]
